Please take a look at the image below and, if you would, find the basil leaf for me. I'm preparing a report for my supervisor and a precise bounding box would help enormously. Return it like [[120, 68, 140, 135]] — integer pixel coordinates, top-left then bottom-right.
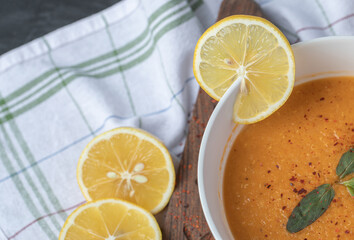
[[287, 184, 335, 233], [336, 148, 354, 179], [342, 178, 354, 196]]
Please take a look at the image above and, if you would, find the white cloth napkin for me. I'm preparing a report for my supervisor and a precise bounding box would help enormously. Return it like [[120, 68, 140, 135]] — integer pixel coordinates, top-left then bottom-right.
[[0, 0, 221, 239], [256, 0, 354, 43]]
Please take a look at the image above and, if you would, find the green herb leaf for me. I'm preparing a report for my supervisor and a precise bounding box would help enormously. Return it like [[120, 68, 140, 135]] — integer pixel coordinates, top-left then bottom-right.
[[286, 184, 335, 233], [336, 148, 354, 179], [341, 178, 354, 196]]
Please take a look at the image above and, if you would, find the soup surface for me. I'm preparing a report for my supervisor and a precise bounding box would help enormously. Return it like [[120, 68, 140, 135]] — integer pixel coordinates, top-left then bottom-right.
[[223, 77, 354, 239]]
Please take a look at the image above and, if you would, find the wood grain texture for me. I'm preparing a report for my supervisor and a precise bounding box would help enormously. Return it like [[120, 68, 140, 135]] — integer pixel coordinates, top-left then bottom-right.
[[217, 0, 263, 20], [162, 1, 263, 239]]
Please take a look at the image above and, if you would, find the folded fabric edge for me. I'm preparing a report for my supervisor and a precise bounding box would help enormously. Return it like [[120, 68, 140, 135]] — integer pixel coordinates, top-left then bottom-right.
[[0, 0, 139, 73], [0, 226, 7, 240]]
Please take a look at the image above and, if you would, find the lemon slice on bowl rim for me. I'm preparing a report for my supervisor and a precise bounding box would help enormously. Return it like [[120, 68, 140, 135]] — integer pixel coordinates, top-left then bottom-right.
[[77, 127, 175, 215], [59, 198, 161, 240], [193, 15, 295, 124]]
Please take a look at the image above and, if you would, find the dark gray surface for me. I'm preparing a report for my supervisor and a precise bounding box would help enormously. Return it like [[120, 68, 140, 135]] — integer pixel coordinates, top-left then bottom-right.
[[0, 0, 121, 55]]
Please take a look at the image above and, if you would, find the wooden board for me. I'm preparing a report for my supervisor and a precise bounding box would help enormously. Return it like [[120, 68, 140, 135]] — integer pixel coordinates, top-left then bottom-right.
[[162, 1, 263, 239]]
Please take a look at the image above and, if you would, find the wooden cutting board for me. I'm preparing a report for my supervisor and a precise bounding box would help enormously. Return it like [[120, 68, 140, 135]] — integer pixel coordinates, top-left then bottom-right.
[[162, 1, 263, 239]]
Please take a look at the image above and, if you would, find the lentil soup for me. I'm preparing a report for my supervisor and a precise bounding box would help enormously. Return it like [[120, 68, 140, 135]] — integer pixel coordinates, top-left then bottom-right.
[[223, 77, 354, 239]]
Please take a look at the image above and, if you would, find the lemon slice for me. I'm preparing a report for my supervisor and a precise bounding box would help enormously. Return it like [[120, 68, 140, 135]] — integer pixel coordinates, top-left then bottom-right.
[[193, 15, 295, 124], [77, 127, 175, 214], [59, 198, 162, 240]]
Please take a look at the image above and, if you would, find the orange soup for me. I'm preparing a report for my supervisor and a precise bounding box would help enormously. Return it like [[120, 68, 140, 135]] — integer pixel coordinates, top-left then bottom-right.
[[223, 77, 354, 239]]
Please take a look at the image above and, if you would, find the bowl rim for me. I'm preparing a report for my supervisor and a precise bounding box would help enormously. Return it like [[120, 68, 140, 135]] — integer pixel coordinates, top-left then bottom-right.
[[197, 35, 354, 240]]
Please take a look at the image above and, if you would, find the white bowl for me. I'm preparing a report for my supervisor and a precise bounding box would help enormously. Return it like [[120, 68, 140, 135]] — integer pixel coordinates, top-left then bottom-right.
[[198, 36, 354, 240]]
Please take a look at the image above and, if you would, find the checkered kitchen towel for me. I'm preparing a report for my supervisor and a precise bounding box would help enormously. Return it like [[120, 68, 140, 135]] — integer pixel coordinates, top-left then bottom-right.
[[0, 0, 222, 239]]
